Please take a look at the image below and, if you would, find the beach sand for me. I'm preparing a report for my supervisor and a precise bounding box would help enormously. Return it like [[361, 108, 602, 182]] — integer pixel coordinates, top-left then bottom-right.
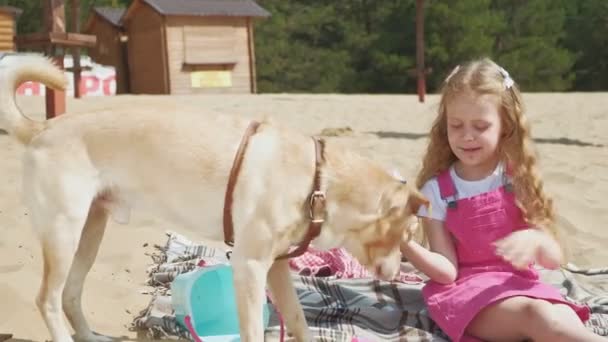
[[0, 93, 606, 341]]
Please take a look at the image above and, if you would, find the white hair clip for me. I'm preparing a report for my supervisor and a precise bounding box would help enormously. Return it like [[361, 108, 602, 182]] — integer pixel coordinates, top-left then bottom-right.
[[444, 65, 460, 83], [498, 66, 514, 89]]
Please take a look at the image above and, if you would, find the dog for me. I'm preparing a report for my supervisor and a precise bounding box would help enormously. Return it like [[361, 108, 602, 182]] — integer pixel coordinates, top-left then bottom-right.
[[0, 54, 428, 342]]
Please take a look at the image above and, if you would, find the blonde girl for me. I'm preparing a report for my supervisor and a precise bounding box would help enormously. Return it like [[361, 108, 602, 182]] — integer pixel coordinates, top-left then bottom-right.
[[401, 58, 598, 342]]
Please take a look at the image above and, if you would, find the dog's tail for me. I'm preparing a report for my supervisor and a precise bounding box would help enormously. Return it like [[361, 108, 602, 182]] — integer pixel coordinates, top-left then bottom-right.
[[0, 54, 67, 145]]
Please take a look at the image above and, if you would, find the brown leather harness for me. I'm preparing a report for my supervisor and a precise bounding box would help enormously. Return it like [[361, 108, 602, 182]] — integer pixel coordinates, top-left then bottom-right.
[[222, 121, 326, 259]]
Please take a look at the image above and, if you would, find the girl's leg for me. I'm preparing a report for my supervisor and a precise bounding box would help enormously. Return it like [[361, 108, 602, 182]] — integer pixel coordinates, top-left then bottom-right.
[[549, 303, 605, 342], [465, 296, 530, 341], [466, 296, 605, 342]]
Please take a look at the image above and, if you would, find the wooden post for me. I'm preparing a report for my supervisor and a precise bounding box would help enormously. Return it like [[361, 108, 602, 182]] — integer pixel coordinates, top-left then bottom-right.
[[43, 0, 67, 117], [71, 0, 82, 98], [415, 0, 426, 103], [246, 18, 257, 94], [46, 51, 66, 119], [43, 0, 66, 33]]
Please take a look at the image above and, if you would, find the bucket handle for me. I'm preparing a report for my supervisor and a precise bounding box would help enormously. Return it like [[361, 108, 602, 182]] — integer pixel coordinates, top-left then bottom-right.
[[184, 315, 204, 342]]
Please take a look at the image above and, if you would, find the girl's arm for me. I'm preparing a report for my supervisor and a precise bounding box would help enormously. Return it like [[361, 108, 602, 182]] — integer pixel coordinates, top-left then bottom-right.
[[401, 218, 459, 284]]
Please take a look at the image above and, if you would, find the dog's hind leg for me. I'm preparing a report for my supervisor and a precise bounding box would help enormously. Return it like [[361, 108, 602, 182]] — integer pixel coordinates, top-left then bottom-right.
[[25, 161, 99, 342], [63, 201, 112, 342], [267, 260, 311, 341], [36, 208, 91, 342]]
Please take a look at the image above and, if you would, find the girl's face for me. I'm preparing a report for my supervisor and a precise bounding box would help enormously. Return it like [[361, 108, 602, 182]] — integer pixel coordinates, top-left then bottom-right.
[[445, 91, 503, 178]]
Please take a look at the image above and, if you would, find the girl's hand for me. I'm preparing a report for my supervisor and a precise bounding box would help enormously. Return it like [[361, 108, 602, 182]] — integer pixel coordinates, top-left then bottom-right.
[[494, 229, 559, 269], [401, 218, 459, 284]]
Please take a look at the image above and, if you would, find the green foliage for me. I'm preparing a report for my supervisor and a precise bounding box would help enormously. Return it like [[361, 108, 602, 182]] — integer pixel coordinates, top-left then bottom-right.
[[1, 0, 130, 34], [425, 0, 502, 89], [255, 1, 358, 93], [563, 0, 608, 90], [492, 0, 575, 91], [1, 0, 41, 34]]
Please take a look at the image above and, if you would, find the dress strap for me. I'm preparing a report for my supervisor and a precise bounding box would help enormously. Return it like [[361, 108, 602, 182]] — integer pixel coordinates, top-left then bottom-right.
[[502, 162, 514, 193], [437, 169, 458, 208]]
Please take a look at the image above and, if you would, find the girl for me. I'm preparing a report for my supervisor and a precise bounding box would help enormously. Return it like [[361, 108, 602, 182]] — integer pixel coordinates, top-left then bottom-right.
[[401, 58, 600, 342]]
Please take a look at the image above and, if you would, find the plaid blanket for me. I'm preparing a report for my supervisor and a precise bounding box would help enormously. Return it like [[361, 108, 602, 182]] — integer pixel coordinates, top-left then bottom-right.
[[131, 232, 608, 341]]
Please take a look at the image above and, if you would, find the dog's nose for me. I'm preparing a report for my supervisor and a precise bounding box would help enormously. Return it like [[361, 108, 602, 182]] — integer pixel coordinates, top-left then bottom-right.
[[374, 263, 397, 281]]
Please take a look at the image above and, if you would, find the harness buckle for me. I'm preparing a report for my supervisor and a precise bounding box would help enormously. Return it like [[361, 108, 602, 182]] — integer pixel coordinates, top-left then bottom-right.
[[309, 190, 327, 223]]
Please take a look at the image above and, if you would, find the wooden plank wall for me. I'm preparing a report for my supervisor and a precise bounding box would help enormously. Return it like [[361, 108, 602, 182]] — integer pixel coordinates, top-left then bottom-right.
[[165, 16, 252, 94], [126, 4, 167, 94], [86, 17, 129, 93], [182, 25, 237, 65], [0, 13, 15, 51]]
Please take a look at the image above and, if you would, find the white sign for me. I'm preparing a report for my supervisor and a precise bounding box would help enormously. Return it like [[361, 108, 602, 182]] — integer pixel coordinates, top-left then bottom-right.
[[17, 55, 117, 96]]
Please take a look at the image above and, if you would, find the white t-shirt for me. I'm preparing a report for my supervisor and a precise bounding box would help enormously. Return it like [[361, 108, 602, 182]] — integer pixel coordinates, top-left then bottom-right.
[[417, 163, 505, 221]]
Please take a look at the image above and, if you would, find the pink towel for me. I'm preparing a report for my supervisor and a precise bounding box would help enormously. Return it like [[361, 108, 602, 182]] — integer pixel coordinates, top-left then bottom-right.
[[288, 247, 423, 284]]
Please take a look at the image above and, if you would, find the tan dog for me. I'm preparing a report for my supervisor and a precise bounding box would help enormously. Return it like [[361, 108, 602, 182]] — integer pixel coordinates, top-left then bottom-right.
[[0, 54, 428, 342]]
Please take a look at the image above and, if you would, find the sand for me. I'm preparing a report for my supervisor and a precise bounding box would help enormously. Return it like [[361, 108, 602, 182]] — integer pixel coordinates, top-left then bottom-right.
[[0, 93, 606, 341]]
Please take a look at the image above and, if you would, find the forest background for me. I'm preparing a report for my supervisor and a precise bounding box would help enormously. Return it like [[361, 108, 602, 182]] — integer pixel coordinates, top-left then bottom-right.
[[4, 0, 607, 94]]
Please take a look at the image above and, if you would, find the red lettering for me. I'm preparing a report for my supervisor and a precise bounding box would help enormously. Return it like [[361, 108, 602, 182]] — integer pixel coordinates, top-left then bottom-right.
[[103, 75, 116, 95], [17, 82, 41, 96], [80, 76, 100, 96]]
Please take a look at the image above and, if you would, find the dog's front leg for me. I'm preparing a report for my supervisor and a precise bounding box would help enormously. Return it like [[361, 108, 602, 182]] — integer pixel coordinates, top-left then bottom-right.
[[231, 250, 272, 342], [268, 259, 311, 341]]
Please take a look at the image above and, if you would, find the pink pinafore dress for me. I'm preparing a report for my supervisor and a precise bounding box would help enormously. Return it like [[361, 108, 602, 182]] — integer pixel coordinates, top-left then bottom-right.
[[422, 169, 590, 342]]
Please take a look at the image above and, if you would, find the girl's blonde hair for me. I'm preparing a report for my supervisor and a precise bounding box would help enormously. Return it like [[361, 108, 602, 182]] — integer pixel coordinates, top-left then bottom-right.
[[416, 58, 557, 237]]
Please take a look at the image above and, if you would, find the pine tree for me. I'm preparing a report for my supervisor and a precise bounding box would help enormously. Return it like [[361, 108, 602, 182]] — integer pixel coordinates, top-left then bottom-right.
[[424, 0, 503, 91], [563, 0, 608, 90], [492, 0, 575, 91]]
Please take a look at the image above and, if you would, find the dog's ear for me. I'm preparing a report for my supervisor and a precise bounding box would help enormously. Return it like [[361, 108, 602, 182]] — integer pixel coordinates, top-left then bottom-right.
[[406, 186, 430, 216], [379, 183, 409, 216], [380, 183, 430, 217]]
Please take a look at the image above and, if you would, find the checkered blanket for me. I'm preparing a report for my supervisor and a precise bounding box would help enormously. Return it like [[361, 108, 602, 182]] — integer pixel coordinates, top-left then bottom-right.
[[130, 232, 608, 341]]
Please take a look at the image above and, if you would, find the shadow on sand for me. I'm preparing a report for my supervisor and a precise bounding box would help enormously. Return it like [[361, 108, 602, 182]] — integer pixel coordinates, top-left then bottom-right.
[[366, 130, 604, 147]]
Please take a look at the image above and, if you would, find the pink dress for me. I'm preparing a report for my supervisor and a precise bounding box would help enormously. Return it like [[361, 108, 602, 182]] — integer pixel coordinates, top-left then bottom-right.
[[422, 169, 590, 342]]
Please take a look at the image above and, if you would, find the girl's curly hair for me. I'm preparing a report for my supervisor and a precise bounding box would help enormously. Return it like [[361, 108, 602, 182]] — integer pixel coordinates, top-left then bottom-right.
[[416, 58, 557, 237]]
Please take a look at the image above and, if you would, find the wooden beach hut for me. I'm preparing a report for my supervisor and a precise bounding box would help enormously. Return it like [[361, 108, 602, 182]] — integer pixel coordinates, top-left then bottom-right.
[[0, 6, 22, 52], [121, 0, 270, 95], [83, 7, 130, 93]]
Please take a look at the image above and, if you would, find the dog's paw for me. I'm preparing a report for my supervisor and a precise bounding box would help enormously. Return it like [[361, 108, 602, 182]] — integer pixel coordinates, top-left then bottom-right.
[[74, 332, 113, 342]]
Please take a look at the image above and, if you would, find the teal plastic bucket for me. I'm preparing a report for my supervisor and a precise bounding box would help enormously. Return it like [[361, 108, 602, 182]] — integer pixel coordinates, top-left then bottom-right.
[[171, 264, 270, 339]]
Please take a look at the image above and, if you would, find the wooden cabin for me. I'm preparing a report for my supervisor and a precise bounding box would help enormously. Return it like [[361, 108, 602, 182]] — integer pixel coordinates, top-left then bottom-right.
[[0, 6, 22, 52], [83, 7, 129, 94], [121, 0, 269, 94]]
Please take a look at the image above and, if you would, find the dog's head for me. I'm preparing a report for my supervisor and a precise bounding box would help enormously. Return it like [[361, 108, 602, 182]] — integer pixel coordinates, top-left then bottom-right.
[[346, 182, 428, 280], [318, 169, 429, 281]]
